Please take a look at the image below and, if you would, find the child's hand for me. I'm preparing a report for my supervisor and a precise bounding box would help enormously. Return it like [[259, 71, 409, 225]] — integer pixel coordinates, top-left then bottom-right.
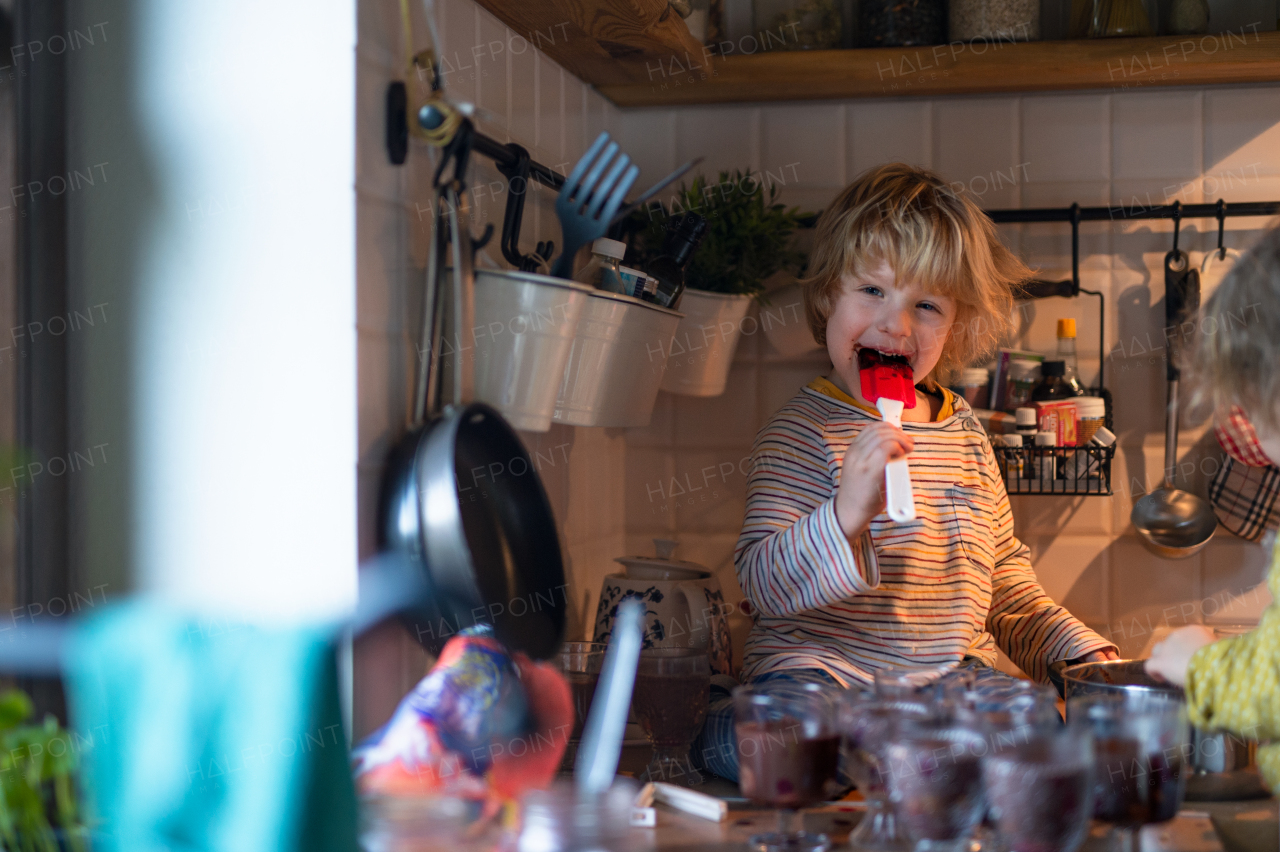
[[1078, 648, 1121, 663], [835, 422, 914, 538], [1146, 625, 1217, 687]]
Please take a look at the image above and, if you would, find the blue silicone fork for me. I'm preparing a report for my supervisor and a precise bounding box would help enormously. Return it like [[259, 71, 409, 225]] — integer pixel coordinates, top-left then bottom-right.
[[550, 132, 640, 280]]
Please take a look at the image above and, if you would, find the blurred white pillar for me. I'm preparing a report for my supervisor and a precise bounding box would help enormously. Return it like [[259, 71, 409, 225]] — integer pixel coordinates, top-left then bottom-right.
[[68, 0, 357, 623]]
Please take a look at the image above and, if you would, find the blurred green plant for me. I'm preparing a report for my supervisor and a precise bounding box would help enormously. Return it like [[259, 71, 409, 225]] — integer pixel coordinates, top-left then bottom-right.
[[624, 169, 811, 302], [0, 445, 34, 515], [0, 690, 87, 852]]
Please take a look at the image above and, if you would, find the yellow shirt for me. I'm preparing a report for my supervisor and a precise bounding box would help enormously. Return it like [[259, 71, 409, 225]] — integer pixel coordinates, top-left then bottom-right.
[[807, 376, 956, 421], [1185, 540, 1280, 790]]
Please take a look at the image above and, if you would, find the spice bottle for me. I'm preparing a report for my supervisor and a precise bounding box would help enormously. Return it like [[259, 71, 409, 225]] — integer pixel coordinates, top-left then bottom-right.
[[575, 238, 628, 294], [1015, 407, 1038, 440], [1004, 359, 1041, 411], [996, 434, 1024, 488], [1030, 361, 1074, 402], [1056, 319, 1084, 395], [1034, 431, 1058, 487], [1069, 425, 1116, 484], [646, 213, 708, 309], [1075, 396, 1106, 444]]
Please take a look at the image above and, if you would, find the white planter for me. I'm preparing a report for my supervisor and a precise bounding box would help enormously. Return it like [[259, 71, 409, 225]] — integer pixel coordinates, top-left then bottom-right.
[[760, 280, 820, 358], [659, 290, 753, 397], [469, 269, 591, 432], [552, 291, 683, 428]]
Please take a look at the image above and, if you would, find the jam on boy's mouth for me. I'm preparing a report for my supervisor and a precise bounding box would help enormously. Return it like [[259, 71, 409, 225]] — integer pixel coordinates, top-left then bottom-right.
[[854, 345, 915, 370]]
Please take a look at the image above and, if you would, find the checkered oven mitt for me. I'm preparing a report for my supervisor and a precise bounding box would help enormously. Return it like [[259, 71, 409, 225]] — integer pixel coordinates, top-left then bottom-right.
[[1214, 405, 1274, 468], [1209, 406, 1280, 541]]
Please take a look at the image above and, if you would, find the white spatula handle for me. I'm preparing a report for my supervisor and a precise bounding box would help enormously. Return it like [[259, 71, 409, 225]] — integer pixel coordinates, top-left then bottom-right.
[[576, 598, 644, 796], [876, 398, 917, 522], [885, 458, 916, 522]]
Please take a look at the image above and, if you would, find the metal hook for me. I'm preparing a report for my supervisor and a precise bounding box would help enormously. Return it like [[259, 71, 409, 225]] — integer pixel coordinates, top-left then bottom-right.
[[432, 117, 473, 189], [496, 143, 536, 268], [1215, 199, 1227, 260], [1171, 200, 1182, 254]]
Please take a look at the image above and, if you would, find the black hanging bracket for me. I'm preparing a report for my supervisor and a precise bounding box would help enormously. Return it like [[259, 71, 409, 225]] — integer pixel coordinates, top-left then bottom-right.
[[1215, 199, 1227, 260], [494, 142, 552, 271]]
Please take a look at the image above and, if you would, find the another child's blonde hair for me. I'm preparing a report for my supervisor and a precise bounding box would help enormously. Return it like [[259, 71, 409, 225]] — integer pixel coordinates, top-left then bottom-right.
[[1188, 226, 1280, 431], [802, 163, 1028, 383]]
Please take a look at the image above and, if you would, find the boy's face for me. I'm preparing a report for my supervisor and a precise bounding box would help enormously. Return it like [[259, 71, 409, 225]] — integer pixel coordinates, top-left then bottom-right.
[[827, 259, 957, 405]]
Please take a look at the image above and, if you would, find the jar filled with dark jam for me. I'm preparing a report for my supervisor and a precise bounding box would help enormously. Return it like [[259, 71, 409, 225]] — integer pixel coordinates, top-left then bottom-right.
[[857, 0, 946, 46]]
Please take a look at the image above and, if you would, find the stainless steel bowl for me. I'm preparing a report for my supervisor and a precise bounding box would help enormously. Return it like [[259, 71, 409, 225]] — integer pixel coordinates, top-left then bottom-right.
[[1061, 659, 1267, 801]]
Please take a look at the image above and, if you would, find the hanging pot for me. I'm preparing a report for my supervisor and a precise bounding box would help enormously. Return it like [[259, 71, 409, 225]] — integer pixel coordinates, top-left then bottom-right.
[[376, 132, 566, 659], [659, 289, 753, 397]]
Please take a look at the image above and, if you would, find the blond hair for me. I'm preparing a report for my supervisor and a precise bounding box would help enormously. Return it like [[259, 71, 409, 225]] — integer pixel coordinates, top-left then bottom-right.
[[802, 163, 1027, 384], [1188, 226, 1280, 431]]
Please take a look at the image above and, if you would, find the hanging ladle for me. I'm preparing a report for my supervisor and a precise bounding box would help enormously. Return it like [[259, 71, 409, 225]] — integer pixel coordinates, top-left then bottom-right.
[[1131, 205, 1218, 558]]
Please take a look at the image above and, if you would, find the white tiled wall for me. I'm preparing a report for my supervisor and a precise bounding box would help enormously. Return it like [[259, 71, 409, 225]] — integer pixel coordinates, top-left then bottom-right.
[[355, 0, 1280, 718], [353, 0, 622, 738], [613, 85, 1280, 670]]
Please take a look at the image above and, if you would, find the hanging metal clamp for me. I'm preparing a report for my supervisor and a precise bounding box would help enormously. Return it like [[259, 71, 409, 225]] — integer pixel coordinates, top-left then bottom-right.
[[1168, 200, 1187, 271], [433, 118, 473, 189], [1215, 199, 1227, 260], [432, 120, 493, 250], [495, 143, 554, 271]]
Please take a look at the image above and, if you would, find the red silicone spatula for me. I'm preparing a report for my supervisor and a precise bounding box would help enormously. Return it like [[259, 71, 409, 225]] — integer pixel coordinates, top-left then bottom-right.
[[857, 349, 917, 522]]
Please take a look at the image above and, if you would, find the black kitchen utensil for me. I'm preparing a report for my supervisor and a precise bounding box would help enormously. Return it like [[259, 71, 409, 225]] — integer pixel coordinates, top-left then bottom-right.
[[377, 121, 566, 658]]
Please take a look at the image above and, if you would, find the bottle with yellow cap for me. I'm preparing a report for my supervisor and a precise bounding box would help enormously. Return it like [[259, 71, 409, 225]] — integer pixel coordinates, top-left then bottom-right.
[[1056, 318, 1084, 395]]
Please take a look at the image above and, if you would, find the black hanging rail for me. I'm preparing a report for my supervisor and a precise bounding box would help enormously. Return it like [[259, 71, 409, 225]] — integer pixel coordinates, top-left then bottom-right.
[[470, 132, 565, 193], [399, 93, 700, 272], [985, 200, 1280, 224], [986, 198, 1280, 389]]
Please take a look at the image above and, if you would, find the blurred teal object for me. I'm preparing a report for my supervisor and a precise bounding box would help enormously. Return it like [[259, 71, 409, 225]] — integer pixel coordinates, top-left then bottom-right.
[[62, 600, 358, 852]]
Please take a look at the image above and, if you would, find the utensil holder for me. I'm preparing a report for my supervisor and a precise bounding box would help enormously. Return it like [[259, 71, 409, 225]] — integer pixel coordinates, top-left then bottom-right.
[[659, 290, 753, 397], [553, 291, 682, 428], [464, 269, 592, 432]]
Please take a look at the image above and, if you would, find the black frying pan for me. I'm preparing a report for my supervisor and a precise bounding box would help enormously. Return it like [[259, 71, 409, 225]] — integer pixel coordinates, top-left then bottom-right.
[[376, 129, 566, 659]]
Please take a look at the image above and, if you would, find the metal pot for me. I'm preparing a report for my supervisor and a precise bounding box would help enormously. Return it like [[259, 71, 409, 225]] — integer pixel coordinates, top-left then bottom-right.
[[1061, 659, 1268, 800]]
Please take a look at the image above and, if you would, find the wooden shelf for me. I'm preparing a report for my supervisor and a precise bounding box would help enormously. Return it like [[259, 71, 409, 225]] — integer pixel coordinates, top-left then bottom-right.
[[600, 31, 1280, 106], [472, 0, 707, 90], [474, 1, 1280, 106]]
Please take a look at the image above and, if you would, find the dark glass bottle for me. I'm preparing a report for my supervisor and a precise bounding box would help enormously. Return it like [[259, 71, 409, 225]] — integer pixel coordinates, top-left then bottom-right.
[[1030, 360, 1075, 401], [646, 213, 707, 309]]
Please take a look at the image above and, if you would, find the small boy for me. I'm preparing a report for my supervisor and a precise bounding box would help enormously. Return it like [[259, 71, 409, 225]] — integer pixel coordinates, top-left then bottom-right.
[[1147, 226, 1280, 791], [694, 164, 1116, 782]]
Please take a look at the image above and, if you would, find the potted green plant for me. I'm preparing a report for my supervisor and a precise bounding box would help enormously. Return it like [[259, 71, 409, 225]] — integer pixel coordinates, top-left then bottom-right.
[[625, 170, 810, 396], [0, 689, 89, 852]]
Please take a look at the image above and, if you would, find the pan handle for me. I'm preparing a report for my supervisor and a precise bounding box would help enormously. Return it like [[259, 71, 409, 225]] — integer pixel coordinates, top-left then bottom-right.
[[415, 192, 448, 424], [445, 184, 476, 405]]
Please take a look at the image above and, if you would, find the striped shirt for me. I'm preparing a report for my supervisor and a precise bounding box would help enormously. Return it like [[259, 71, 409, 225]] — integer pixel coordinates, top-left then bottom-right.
[[736, 377, 1115, 686]]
